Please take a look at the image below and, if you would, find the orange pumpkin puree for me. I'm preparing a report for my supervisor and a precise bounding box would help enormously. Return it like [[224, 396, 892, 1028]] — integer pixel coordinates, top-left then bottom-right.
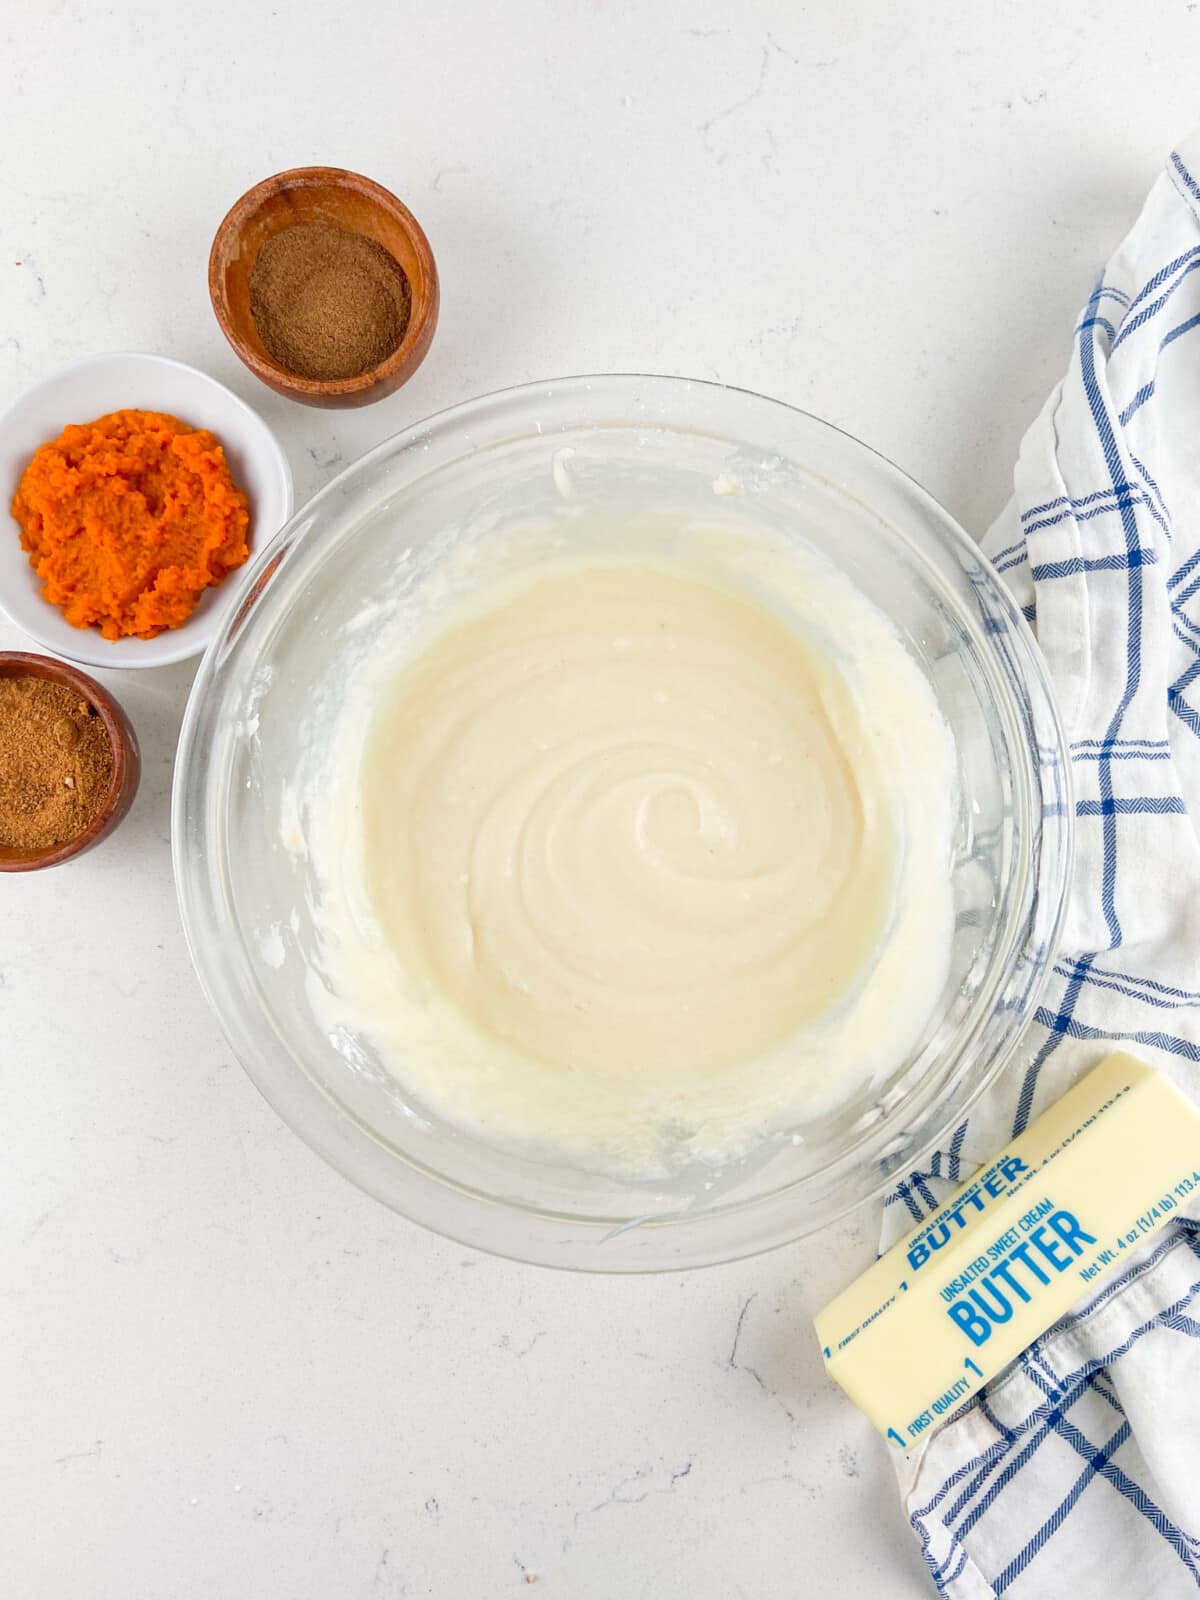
[[11, 409, 251, 640]]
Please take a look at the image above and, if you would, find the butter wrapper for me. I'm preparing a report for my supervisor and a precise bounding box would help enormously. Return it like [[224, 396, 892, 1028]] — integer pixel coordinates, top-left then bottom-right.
[[815, 1052, 1200, 1448]]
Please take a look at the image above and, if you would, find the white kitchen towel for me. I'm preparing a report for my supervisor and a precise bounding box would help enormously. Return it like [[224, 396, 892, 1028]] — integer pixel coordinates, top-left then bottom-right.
[[881, 136, 1200, 1598]]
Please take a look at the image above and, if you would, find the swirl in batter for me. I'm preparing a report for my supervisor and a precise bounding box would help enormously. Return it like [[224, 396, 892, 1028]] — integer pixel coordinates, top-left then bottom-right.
[[308, 553, 956, 1174]]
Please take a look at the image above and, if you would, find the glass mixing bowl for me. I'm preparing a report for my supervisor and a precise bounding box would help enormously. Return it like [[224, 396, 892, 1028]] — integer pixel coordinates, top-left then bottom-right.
[[173, 375, 1071, 1271]]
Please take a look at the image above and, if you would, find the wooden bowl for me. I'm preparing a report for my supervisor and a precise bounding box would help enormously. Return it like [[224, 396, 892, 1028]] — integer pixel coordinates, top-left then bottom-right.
[[0, 652, 141, 872], [209, 167, 439, 409]]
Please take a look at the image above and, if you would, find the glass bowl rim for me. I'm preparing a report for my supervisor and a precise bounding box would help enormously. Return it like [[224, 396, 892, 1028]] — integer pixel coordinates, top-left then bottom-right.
[[172, 372, 1073, 1271]]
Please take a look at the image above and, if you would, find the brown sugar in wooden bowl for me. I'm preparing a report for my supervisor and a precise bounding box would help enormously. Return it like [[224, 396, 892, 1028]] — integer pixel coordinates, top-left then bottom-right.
[[0, 652, 140, 872], [209, 167, 439, 410]]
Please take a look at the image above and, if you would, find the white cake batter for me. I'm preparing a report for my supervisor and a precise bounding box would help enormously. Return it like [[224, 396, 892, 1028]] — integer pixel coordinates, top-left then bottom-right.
[[304, 539, 956, 1176]]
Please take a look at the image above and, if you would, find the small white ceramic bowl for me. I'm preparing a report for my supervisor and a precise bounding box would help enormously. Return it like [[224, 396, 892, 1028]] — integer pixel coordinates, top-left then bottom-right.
[[0, 352, 293, 668]]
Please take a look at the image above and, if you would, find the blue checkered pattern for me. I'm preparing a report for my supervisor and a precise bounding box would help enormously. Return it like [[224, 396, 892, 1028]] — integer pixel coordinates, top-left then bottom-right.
[[885, 142, 1200, 1598]]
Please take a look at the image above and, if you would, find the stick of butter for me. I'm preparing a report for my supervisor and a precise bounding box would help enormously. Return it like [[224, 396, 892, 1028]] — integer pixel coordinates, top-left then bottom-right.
[[815, 1052, 1200, 1449]]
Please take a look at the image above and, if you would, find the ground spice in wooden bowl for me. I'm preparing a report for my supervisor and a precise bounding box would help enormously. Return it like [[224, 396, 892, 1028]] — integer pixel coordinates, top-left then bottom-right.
[[248, 223, 412, 381], [0, 674, 114, 850]]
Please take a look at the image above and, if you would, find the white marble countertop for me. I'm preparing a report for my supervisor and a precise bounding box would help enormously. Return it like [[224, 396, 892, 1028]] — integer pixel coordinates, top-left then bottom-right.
[[3, 4, 1197, 1594]]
